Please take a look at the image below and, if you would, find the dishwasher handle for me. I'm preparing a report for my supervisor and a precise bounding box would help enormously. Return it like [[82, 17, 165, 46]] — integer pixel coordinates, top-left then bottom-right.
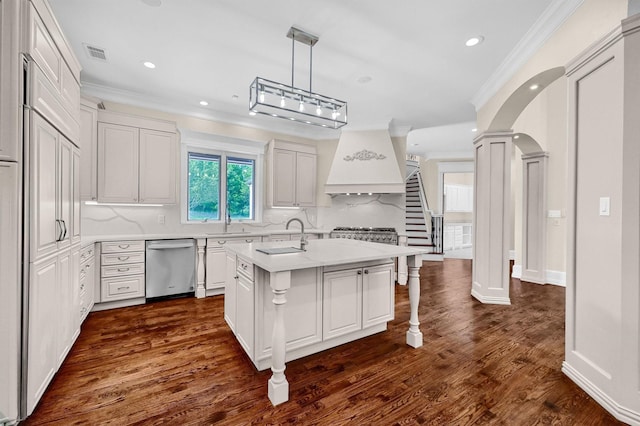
[[147, 241, 194, 250]]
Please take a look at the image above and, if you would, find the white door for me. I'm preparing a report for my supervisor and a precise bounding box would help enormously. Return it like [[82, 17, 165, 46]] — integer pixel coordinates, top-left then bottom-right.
[[272, 148, 296, 206], [236, 273, 254, 355], [79, 102, 97, 201], [224, 252, 237, 332], [362, 264, 394, 328], [30, 112, 59, 260], [139, 129, 176, 204], [322, 268, 362, 339], [70, 144, 81, 245], [56, 250, 72, 367], [97, 122, 139, 203], [57, 137, 72, 250], [27, 255, 58, 415], [205, 246, 226, 290], [295, 152, 316, 207]]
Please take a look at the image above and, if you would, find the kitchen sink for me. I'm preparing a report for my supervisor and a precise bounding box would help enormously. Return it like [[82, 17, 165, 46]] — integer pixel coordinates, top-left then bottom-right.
[[256, 247, 305, 255]]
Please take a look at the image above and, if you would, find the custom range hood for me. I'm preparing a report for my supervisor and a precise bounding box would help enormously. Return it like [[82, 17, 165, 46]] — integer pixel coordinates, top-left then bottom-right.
[[325, 129, 404, 194]]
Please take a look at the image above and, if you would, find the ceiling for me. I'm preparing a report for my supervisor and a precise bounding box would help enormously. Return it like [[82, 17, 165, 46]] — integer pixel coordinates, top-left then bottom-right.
[[48, 0, 560, 154]]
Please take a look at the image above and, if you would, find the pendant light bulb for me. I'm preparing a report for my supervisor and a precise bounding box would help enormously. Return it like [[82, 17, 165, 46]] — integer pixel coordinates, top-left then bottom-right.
[[259, 90, 265, 103], [316, 102, 322, 116], [299, 99, 305, 112], [280, 95, 286, 108], [331, 109, 338, 120]]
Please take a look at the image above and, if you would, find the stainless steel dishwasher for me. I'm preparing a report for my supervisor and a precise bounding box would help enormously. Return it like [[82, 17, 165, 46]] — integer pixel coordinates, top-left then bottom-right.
[[146, 239, 196, 300]]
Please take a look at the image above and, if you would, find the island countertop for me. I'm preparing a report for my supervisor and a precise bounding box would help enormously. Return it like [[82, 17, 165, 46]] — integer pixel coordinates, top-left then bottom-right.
[[223, 238, 428, 272]]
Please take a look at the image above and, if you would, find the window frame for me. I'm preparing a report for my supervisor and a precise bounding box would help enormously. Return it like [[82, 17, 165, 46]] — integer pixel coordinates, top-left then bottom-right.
[[181, 140, 263, 225]]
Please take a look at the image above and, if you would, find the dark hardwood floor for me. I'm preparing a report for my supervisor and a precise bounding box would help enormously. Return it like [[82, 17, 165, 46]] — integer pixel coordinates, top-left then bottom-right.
[[24, 260, 623, 425]]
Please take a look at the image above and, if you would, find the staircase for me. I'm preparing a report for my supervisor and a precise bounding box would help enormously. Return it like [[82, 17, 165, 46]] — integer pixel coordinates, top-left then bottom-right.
[[405, 171, 444, 260]]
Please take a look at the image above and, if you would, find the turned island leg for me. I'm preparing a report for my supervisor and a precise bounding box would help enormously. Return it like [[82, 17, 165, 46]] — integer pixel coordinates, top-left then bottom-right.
[[406, 254, 423, 348], [195, 238, 206, 298], [268, 270, 291, 405]]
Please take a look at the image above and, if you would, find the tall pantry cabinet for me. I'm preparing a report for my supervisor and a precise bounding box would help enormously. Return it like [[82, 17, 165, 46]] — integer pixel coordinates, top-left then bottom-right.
[[0, 0, 83, 421]]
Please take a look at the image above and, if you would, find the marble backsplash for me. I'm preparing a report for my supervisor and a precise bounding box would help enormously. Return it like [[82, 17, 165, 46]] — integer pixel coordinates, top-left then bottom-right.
[[81, 193, 405, 237]]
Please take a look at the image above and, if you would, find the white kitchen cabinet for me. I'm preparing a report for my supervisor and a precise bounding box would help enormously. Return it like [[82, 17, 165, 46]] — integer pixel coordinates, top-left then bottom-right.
[[79, 98, 98, 201], [362, 263, 395, 328], [30, 112, 78, 261], [235, 257, 255, 355], [323, 268, 363, 339], [99, 240, 145, 303], [27, 247, 81, 414], [97, 122, 139, 203], [71, 146, 81, 245], [323, 262, 394, 339], [206, 237, 259, 292], [267, 139, 317, 207], [97, 111, 177, 204], [224, 252, 237, 332], [79, 244, 96, 323]]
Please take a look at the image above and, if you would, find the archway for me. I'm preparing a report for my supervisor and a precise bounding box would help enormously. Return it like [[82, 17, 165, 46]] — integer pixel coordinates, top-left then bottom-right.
[[472, 67, 564, 304]]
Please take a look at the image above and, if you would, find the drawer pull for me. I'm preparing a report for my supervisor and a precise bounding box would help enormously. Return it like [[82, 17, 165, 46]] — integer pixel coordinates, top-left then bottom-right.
[[117, 256, 130, 261], [85, 264, 91, 269], [245, 239, 253, 243], [118, 244, 130, 249], [117, 267, 130, 272], [117, 286, 130, 291], [218, 240, 226, 245]]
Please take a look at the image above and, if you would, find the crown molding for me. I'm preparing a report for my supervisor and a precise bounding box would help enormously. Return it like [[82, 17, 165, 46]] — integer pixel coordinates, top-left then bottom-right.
[[470, 0, 584, 110]]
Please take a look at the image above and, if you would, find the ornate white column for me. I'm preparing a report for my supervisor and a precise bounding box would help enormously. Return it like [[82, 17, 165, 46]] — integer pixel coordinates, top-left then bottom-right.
[[406, 254, 423, 348], [268, 270, 291, 405], [195, 238, 206, 298], [472, 131, 512, 305]]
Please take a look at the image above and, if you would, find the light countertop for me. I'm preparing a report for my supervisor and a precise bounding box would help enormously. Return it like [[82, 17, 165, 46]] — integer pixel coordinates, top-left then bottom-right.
[[224, 238, 427, 272]]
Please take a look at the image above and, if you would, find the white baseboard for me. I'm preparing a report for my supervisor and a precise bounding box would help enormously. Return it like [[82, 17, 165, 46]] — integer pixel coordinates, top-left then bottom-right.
[[563, 361, 640, 425], [511, 264, 566, 286], [509, 250, 516, 260], [471, 288, 511, 305]]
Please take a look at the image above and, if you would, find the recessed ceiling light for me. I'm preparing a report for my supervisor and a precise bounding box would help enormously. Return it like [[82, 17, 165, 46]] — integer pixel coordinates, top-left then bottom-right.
[[411, 143, 419, 146], [514, 134, 520, 139], [199, 100, 208, 106], [465, 36, 484, 47], [357, 76, 372, 84], [249, 110, 257, 116], [471, 128, 478, 132], [231, 95, 239, 101], [530, 84, 539, 91], [143, 61, 156, 69]]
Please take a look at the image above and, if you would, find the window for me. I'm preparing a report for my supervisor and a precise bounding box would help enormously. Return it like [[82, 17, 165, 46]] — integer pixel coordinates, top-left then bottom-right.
[[185, 149, 257, 223], [444, 184, 473, 212]]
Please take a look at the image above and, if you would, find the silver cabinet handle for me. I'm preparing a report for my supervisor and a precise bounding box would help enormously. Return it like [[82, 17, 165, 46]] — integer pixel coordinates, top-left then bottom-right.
[[218, 240, 226, 245], [364, 270, 369, 274], [62, 220, 67, 240], [117, 286, 130, 291], [117, 267, 130, 272], [117, 256, 130, 261], [118, 244, 130, 249], [357, 270, 362, 275]]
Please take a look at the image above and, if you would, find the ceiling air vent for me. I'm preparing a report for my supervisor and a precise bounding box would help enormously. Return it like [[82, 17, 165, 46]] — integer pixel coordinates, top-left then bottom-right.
[[83, 44, 107, 61]]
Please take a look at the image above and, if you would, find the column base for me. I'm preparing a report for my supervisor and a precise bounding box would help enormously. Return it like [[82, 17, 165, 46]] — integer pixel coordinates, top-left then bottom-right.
[[268, 377, 289, 406], [195, 287, 206, 299], [406, 330, 423, 348]]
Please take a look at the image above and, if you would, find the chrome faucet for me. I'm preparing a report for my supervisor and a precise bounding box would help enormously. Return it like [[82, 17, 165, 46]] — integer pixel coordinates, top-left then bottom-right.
[[286, 218, 307, 251], [223, 208, 232, 233]]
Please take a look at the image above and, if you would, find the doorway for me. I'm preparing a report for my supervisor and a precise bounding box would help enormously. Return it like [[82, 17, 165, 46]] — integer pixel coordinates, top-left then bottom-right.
[[442, 172, 474, 259]]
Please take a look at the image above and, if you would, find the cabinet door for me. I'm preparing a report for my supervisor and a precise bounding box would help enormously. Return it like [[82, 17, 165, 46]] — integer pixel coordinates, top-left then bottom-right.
[[27, 256, 58, 415], [30, 113, 59, 260], [79, 103, 98, 201], [97, 122, 139, 203], [57, 137, 73, 250], [139, 129, 176, 204], [236, 274, 254, 355], [272, 148, 296, 206], [70, 145, 81, 245], [57, 249, 80, 368], [205, 247, 226, 290], [295, 152, 316, 207], [224, 253, 237, 332], [322, 268, 362, 339], [362, 264, 394, 328], [0, 0, 20, 163]]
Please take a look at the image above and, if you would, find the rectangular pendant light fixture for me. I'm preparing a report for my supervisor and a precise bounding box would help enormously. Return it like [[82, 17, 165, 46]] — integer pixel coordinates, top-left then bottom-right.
[[249, 27, 348, 129]]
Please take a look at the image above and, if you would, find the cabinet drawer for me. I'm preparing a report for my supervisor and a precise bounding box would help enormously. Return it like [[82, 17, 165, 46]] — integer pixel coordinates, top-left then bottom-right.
[[101, 240, 145, 253], [206, 237, 258, 247], [101, 262, 145, 278], [237, 256, 254, 281], [80, 244, 95, 262], [102, 275, 145, 302], [101, 252, 145, 266]]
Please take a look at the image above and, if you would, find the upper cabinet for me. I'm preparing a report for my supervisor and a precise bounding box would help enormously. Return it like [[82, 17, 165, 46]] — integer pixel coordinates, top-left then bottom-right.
[[79, 98, 98, 201], [267, 139, 317, 208], [97, 110, 177, 204]]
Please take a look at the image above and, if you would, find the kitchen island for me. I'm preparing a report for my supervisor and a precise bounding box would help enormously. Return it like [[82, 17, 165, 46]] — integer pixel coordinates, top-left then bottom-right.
[[223, 238, 426, 405]]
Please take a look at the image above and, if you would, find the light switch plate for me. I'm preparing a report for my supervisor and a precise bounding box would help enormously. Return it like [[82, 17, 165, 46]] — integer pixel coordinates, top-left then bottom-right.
[[599, 197, 610, 216]]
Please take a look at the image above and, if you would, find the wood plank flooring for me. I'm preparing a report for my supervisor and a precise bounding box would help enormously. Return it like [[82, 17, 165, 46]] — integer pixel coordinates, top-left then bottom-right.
[[24, 260, 623, 425]]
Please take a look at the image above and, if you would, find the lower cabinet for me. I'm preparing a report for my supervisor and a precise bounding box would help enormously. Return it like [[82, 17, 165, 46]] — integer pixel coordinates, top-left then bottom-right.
[[224, 259, 393, 371], [206, 237, 259, 292], [79, 244, 95, 322], [99, 240, 145, 303], [27, 245, 82, 415]]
